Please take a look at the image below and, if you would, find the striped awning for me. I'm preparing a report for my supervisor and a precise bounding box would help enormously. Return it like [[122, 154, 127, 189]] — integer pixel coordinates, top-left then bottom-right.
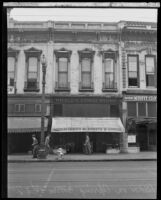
[[8, 117, 48, 133], [51, 117, 125, 133]]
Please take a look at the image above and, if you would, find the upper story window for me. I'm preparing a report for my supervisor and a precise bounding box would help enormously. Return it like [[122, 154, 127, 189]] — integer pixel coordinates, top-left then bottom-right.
[[128, 55, 139, 87], [7, 48, 19, 93], [104, 59, 114, 89], [101, 50, 117, 92], [58, 57, 68, 88], [78, 48, 95, 91], [24, 48, 42, 92], [145, 55, 156, 87], [8, 57, 15, 87], [54, 48, 72, 91]]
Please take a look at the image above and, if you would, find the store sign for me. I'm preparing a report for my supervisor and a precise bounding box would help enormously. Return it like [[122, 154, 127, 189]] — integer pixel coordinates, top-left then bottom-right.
[[8, 86, 15, 94], [124, 95, 157, 102], [128, 135, 136, 143], [53, 127, 122, 132]]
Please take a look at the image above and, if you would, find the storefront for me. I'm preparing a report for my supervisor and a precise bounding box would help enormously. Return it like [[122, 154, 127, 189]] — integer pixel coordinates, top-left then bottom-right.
[[51, 117, 125, 153], [8, 117, 48, 153], [49, 95, 127, 153], [124, 94, 157, 151]]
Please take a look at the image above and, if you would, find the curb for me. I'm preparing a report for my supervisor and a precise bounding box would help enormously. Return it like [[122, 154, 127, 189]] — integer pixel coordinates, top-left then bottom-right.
[[8, 158, 157, 163]]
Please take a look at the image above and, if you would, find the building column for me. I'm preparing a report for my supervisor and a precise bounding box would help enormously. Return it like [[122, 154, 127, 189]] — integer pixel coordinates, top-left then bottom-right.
[[120, 101, 128, 153]]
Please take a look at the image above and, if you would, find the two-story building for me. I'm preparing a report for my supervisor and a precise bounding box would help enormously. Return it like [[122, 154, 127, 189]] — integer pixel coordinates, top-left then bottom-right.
[[7, 18, 157, 153]]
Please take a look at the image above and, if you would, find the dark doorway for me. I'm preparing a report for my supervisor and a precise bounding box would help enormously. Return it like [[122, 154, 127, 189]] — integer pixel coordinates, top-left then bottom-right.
[[137, 125, 148, 151]]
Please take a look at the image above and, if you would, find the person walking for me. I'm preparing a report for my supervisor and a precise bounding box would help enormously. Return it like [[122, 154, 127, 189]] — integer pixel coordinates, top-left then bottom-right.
[[45, 133, 51, 155], [32, 134, 39, 158], [84, 133, 91, 154]]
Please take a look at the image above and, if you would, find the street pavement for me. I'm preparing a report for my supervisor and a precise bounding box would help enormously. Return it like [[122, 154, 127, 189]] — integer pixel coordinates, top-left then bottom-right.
[[8, 152, 157, 162], [8, 161, 157, 199]]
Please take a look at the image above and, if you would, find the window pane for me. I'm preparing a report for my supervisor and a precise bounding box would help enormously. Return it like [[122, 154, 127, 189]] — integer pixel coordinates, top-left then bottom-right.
[[105, 73, 114, 88], [29, 57, 37, 72], [28, 72, 37, 79], [82, 73, 91, 87], [146, 57, 154, 73], [59, 58, 68, 72], [146, 75, 155, 87], [129, 72, 137, 78], [82, 59, 90, 72], [110, 105, 119, 117], [104, 59, 113, 72], [129, 56, 137, 63], [129, 78, 138, 86], [8, 57, 15, 71], [8, 72, 14, 86], [138, 103, 146, 116], [127, 102, 137, 117], [128, 56, 137, 71], [58, 73, 68, 87], [148, 103, 157, 117]]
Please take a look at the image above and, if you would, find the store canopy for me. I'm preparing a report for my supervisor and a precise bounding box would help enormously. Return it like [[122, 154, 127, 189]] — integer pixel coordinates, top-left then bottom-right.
[[8, 117, 48, 133], [51, 117, 125, 133]]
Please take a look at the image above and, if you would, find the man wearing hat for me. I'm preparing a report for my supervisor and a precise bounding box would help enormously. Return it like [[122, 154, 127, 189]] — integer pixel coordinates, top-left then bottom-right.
[[32, 134, 39, 158]]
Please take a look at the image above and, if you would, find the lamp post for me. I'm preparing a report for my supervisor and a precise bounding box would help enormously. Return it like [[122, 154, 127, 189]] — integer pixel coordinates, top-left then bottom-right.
[[37, 54, 47, 159]]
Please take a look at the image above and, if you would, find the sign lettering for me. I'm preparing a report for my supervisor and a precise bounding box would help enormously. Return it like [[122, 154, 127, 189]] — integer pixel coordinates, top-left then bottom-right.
[[124, 95, 157, 102]]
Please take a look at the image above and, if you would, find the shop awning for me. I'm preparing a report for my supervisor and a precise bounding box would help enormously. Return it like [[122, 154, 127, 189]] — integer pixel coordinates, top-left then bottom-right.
[[8, 117, 48, 133], [51, 117, 125, 132]]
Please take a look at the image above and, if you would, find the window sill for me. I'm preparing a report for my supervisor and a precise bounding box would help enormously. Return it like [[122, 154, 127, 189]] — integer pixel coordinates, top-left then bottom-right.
[[102, 88, 118, 92], [24, 88, 40, 92], [79, 88, 94, 92], [55, 88, 70, 92]]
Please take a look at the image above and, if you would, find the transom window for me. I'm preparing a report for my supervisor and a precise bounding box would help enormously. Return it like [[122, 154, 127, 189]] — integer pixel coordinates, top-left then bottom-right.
[[145, 56, 155, 87], [128, 55, 139, 87], [8, 57, 15, 86]]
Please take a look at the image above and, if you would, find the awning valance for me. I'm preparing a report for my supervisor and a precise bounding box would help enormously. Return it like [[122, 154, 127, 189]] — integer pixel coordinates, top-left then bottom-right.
[[51, 117, 125, 133], [8, 117, 48, 133]]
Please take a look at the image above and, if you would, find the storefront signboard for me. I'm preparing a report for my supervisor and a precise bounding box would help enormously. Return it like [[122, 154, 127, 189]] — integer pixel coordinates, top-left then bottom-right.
[[124, 95, 157, 102], [8, 86, 15, 94], [128, 135, 136, 143]]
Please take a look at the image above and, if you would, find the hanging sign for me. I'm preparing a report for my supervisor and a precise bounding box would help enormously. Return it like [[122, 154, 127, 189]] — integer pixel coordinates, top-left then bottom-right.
[[128, 135, 136, 143]]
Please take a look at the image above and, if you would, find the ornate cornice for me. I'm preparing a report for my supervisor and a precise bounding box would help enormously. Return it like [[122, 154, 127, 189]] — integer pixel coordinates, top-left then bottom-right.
[[54, 48, 72, 62], [78, 48, 95, 62]]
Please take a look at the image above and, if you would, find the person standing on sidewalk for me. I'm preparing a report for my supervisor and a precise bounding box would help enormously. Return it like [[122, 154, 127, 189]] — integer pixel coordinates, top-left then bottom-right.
[[84, 133, 91, 154], [45, 133, 51, 155], [32, 134, 39, 158]]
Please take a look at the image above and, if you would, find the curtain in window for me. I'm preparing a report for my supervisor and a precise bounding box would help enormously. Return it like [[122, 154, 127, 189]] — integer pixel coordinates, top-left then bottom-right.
[[82, 58, 91, 88], [58, 58, 68, 88], [104, 59, 114, 88], [8, 57, 15, 86]]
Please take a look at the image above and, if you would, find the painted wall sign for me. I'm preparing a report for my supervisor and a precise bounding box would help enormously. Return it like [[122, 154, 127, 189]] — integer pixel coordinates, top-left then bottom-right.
[[128, 135, 136, 143], [52, 97, 121, 104], [8, 86, 15, 94], [52, 127, 121, 132], [124, 95, 157, 102]]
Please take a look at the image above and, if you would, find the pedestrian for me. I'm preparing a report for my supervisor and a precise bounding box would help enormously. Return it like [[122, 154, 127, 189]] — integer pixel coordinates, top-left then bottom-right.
[[32, 134, 39, 158], [84, 133, 91, 154], [45, 133, 51, 155]]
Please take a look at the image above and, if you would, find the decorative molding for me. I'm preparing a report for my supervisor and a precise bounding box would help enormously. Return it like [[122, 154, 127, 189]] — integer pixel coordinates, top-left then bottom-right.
[[54, 48, 72, 62], [78, 48, 95, 62]]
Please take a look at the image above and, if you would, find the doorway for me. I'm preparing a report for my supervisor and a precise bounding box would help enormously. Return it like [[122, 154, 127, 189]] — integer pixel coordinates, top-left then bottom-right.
[[137, 124, 148, 151]]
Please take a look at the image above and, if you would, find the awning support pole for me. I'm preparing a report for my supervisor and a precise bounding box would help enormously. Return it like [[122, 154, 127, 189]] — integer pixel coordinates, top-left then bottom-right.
[[120, 132, 128, 153]]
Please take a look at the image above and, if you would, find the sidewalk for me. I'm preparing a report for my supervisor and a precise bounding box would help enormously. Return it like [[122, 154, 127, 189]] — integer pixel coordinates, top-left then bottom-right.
[[8, 152, 157, 162]]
